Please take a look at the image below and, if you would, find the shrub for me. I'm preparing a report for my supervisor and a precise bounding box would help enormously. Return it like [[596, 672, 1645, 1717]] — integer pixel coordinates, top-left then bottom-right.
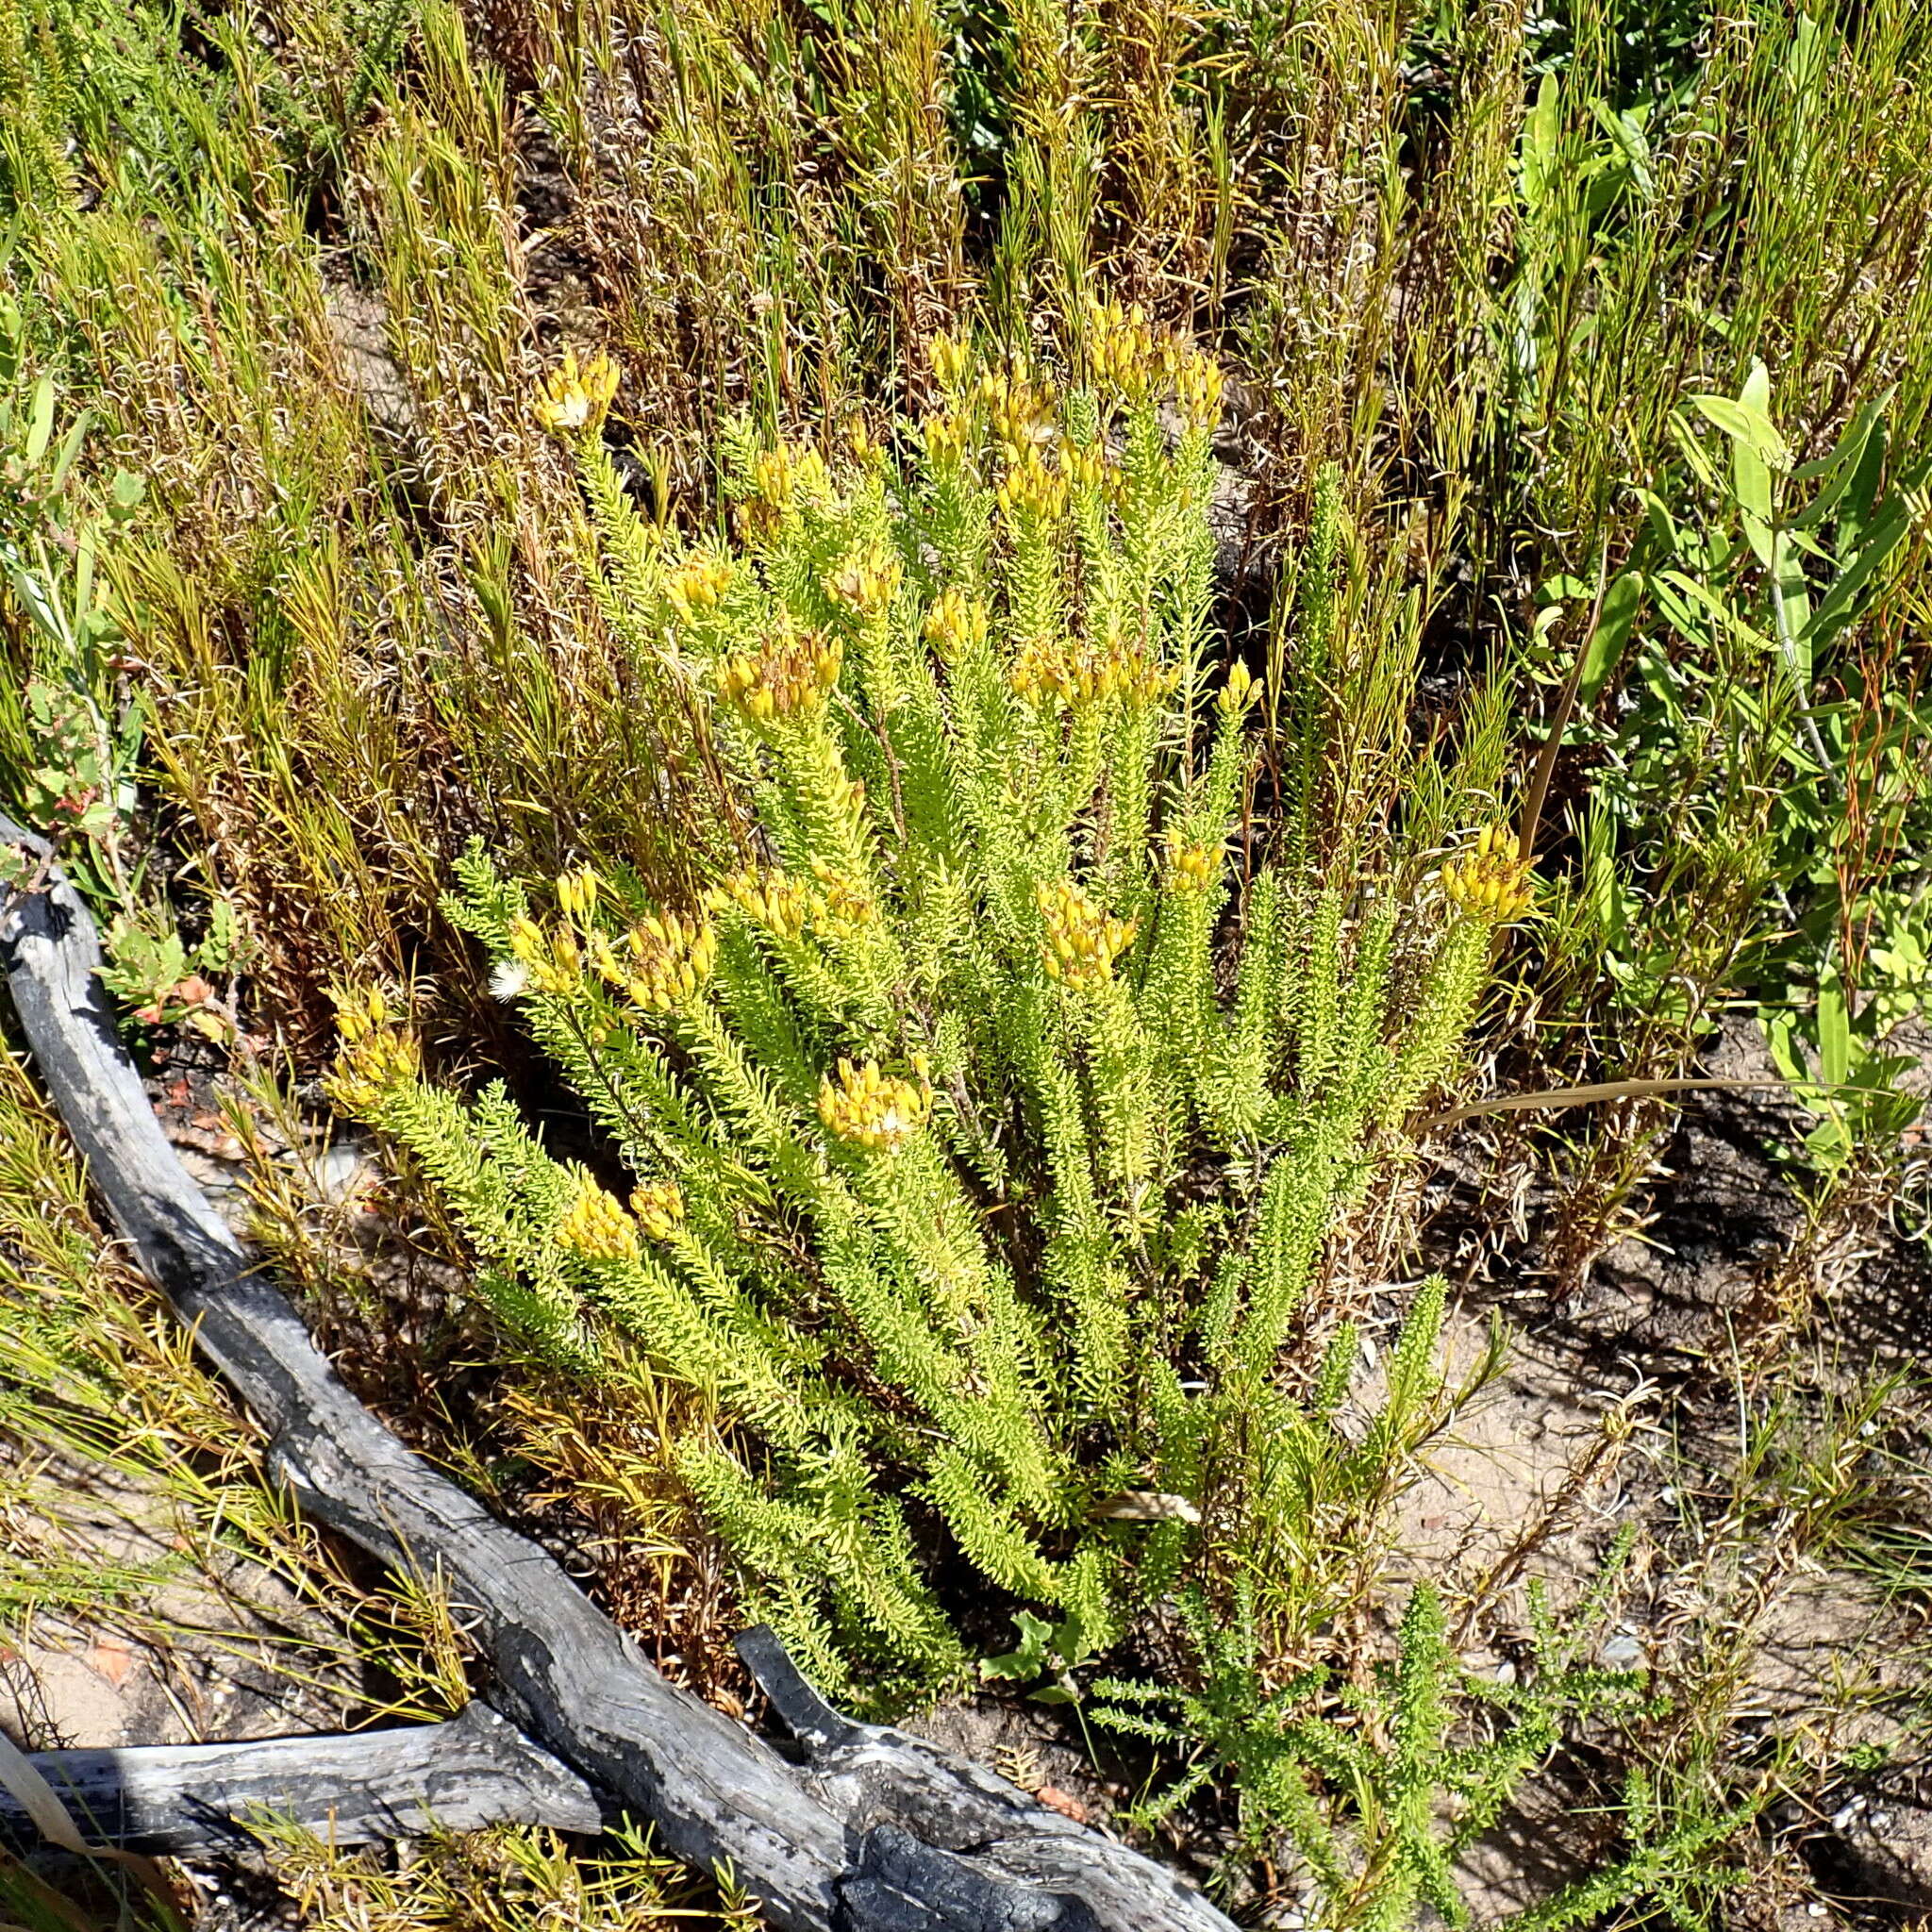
[[329, 311, 1529, 1707]]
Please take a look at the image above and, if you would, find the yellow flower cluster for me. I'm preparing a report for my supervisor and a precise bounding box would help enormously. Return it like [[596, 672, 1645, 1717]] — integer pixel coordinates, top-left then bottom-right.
[[1165, 841, 1219, 892], [825, 543, 902, 619], [717, 630, 842, 723], [818, 1057, 932, 1155], [808, 859, 875, 939], [534, 349, 620, 435], [997, 452, 1069, 524], [559, 1175, 638, 1261], [1441, 824, 1535, 923], [978, 366, 1056, 464], [1009, 630, 1174, 709], [556, 865, 602, 924], [665, 556, 734, 618], [714, 867, 812, 942], [1174, 348, 1224, 432], [508, 916, 584, 996], [751, 441, 831, 511], [713, 863, 873, 945], [628, 1180, 686, 1242], [326, 986, 422, 1113], [593, 910, 719, 1013], [1216, 659, 1264, 719], [1038, 879, 1137, 990], [1085, 297, 1158, 400], [1060, 442, 1109, 493], [845, 416, 884, 468], [928, 332, 973, 391], [923, 587, 989, 660], [923, 408, 972, 466]]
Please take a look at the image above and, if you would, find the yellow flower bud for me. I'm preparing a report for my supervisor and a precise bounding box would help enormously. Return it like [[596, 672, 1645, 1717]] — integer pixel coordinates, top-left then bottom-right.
[[1164, 841, 1219, 892], [558, 1174, 638, 1261], [818, 1058, 932, 1155], [825, 543, 902, 619], [717, 628, 843, 724], [928, 332, 973, 392], [996, 451, 1068, 525], [1441, 825, 1535, 924], [1217, 661, 1263, 719], [665, 555, 735, 618], [923, 587, 989, 660], [1036, 879, 1137, 991], [628, 1180, 686, 1242], [534, 349, 621, 435], [325, 987, 422, 1114], [593, 908, 718, 1012]]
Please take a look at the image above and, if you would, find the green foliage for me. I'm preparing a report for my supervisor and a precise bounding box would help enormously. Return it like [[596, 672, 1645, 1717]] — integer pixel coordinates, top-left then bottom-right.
[[331, 324, 1517, 1705], [0, 292, 144, 896], [1091, 1545, 1648, 1924]]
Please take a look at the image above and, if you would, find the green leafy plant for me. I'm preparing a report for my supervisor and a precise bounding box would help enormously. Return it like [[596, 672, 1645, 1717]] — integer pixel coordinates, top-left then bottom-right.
[[0, 291, 145, 902], [331, 316, 1527, 1706], [1091, 1555, 1649, 1925]]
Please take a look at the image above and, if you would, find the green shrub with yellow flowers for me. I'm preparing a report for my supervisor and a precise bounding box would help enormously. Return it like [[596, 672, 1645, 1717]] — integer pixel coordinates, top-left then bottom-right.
[[329, 307, 1532, 1706]]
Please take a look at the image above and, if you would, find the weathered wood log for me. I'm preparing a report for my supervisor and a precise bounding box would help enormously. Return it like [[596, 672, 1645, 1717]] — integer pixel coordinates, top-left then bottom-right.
[[0, 1703, 602, 1856], [0, 819, 1236, 1932]]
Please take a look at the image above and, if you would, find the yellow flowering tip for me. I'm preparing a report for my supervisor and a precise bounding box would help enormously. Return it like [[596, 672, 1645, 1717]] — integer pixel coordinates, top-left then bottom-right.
[[717, 629, 843, 724], [1059, 442, 1108, 492], [597, 907, 716, 1012], [1216, 661, 1263, 718], [1164, 841, 1219, 892], [1009, 631, 1174, 710], [928, 332, 974, 392], [716, 867, 812, 942], [818, 1058, 932, 1155], [1083, 296, 1159, 402], [665, 556, 735, 618], [807, 859, 877, 938], [628, 1180, 686, 1242], [555, 865, 606, 924], [534, 348, 621, 436], [751, 441, 832, 513], [922, 408, 973, 466], [996, 452, 1069, 524], [825, 543, 903, 619], [1441, 826, 1536, 924], [325, 989, 422, 1115], [1036, 879, 1137, 991], [1174, 349, 1225, 430], [924, 588, 989, 659], [558, 1176, 638, 1262], [845, 416, 884, 468]]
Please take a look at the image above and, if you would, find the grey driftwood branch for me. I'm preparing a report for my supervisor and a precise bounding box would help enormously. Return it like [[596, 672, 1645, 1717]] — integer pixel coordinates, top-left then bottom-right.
[[0, 1702, 601, 1856], [0, 817, 1233, 1932]]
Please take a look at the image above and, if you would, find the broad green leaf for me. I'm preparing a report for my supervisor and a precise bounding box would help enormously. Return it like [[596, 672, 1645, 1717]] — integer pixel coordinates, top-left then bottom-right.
[[1817, 974, 1850, 1090], [1764, 1010, 1806, 1087], [1576, 570, 1643, 706], [1685, 388, 1789, 474], [24, 375, 54, 466], [1520, 74, 1559, 213], [1836, 415, 1890, 554], [1790, 392, 1889, 487], [1801, 456, 1932, 652], [1653, 570, 1772, 653], [47, 408, 92, 491], [1666, 413, 1722, 495]]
